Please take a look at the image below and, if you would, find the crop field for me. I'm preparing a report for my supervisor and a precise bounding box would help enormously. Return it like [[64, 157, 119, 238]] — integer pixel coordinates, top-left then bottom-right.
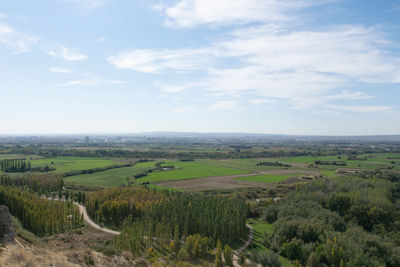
[[236, 173, 305, 183], [30, 157, 125, 174], [64, 165, 150, 187], [275, 154, 400, 171], [136, 161, 247, 183], [3, 153, 398, 190], [199, 158, 292, 172]]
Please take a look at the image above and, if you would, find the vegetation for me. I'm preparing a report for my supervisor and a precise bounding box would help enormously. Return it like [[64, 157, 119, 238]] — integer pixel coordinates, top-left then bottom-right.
[[85, 186, 167, 228], [0, 185, 82, 236], [0, 174, 63, 194], [257, 161, 291, 167], [136, 161, 247, 183], [261, 171, 400, 266], [114, 191, 247, 256], [1, 159, 31, 172]]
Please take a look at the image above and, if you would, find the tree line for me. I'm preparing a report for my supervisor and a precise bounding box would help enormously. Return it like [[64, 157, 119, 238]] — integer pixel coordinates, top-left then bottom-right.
[[0, 185, 82, 237], [0, 174, 63, 195], [1, 159, 31, 172], [84, 186, 167, 228]]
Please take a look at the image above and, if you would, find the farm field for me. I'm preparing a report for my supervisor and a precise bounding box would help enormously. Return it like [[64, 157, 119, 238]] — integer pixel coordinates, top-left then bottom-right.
[[2, 153, 399, 190], [64, 165, 150, 187], [135, 161, 247, 183], [0, 157, 126, 176], [275, 154, 400, 171], [199, 158, 292, 172], [236, 173, 306, 183]]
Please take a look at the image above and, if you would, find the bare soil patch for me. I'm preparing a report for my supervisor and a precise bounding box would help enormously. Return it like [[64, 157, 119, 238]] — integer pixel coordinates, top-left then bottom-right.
[[156, 169, 319, 191]]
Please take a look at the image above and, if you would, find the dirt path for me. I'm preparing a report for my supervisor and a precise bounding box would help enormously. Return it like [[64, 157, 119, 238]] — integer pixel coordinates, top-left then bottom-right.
[[232, 224, 254, 267], [74, 202, 120, 236]]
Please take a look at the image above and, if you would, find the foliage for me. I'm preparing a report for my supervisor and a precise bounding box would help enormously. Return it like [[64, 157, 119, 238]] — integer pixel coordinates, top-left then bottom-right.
[[1, 159, 31, 172], [0, 174, 63, 194], [223, 245, 233, 267], [0, 185, 82, 236], [114, 192, 247, 256], [215, 239, 223, 267], [85, 186, 167, 228], [261, 174, 400, 266], [250, 251, 282, 267]]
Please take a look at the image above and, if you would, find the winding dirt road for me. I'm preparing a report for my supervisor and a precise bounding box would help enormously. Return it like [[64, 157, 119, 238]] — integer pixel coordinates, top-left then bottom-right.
[[232, 224, 254, 267], [73, 202, 120, 236]]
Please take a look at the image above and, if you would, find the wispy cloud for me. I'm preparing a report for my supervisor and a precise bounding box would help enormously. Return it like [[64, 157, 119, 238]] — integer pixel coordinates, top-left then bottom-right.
[[250, 98, 276, 105], [58, 78, 127, 86], [64, 0, 105, 8], [107, 48, 212, 73], [109, 24, 400, 109], [160, 84, 186, 93], [159, 0, 337, 28], [0, 23, 38, 53], [207, 100, 238, 111], [46, 44, 88, 61], [50, 67, 73, 73], [96, 37, 106, 43], [327, 105, 396, 113], [171, 107, 196, 112]]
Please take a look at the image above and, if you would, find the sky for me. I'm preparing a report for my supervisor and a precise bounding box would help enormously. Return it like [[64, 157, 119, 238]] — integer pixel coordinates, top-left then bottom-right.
[[0, 0, 400, 135]]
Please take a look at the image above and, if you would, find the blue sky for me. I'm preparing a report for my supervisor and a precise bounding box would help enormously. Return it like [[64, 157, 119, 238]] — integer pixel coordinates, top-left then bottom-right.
[[0, 0, 399, 135]]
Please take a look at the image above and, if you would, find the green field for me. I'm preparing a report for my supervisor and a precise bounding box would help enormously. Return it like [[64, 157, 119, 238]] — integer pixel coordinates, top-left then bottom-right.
[[136, 161, 247, 183], [247, 218, 291, 267], [236, 173, 305, 183], [4, 153, 398, 188], [64, 160, 248, 187], [30, 157, 125, 174], [199, 158, 292, 172], [64, 165, 150, 187], [275, 154, 400, 171]]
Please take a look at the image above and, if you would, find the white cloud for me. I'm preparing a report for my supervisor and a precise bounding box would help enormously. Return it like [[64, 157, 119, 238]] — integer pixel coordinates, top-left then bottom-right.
[[327, 105, 396, 113], [328, 91, 373, 100], [96, 37, 106, 43], [0, 23, 38, 53], [64, 0, 104, 8], [46, 44, 88, 61], [171, 107, 196, 112], [161, 85, 185, 93], [109, 23, 400, 109], [107, 48, 212, 73], [50, 67, 73, 73], [207, 101, 238, 111], [250, 98, 276, 105], [58, 78, 127, 86], [161, 0, 336, 28]]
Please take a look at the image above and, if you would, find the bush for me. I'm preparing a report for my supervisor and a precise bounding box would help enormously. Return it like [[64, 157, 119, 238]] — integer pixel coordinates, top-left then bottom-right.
[[281, 238, 304, 261], [250, 251, 281, 267]]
